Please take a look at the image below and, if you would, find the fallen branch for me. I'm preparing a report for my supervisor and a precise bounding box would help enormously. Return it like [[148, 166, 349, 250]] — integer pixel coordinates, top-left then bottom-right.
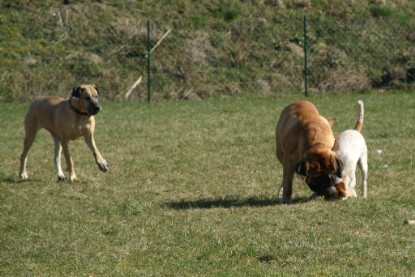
[[404, 219, 415, 225], [151, 29, 171, 53], [57, 11, 65, 28], [125, 76, 143, 99]]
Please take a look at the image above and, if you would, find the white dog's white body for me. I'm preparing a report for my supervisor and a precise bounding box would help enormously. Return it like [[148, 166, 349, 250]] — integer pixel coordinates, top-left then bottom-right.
[[334, 130, 368, 198], [333, 100, 368, 198]]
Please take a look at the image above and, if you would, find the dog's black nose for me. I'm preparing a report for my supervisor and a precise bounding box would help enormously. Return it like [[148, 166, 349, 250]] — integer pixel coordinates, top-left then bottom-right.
[[307, 174, 332, 193], [89, 104, 101, 115]]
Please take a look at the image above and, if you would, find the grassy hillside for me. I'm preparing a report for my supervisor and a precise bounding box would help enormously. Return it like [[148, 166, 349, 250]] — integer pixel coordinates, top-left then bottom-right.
[[0, 0, 414, 101]]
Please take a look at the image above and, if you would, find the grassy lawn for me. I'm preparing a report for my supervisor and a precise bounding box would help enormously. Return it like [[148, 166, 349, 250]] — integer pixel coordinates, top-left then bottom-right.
[[1, 92, 414, 276]]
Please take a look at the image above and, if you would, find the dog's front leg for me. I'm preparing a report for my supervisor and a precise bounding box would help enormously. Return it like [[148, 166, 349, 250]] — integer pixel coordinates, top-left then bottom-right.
[[84, 134, 109, 172], [61, 140, 77, 182], [19, 150, 29, 180], [52, 135, 65, 181], [280, 164, 295, 203]]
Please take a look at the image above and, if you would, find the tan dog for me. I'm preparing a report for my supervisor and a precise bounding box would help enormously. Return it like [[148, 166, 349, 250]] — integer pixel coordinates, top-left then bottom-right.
[[18, 84, 109, 181], [275, 100, 344, 203]]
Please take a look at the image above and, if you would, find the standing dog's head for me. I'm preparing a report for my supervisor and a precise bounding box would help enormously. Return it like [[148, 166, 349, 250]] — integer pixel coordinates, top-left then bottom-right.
[[303, 147, 341, 181], [71, 84, 101, 116], [298, 147, 346, 199]]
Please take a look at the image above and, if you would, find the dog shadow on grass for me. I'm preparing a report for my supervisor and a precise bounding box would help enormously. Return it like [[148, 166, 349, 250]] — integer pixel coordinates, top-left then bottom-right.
[[164, 195, 308, 210], [0, 177, 43, 184], [0, 177, 20, 184]]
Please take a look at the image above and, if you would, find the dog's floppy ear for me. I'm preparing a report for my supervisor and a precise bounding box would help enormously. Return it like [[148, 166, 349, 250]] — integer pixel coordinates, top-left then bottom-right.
[[335, 181, 347, 198], [72, 86, 81, 98], [91, 84, 99, 95], [335, 157, 344, 178]]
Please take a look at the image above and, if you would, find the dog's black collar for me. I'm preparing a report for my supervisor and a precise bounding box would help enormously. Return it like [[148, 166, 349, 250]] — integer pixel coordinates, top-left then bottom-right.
[[69, 99, 89, 116]]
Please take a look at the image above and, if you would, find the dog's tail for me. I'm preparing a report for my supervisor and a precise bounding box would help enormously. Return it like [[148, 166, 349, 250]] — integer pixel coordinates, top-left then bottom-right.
[[354, 100, 364, 132]]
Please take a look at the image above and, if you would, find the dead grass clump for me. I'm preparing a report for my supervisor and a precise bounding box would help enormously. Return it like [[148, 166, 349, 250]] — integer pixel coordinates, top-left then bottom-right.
[[312, 43, 348, 68], [256, 79, 273, 96], [373, 65, 413, 88], [294, 0, 312, 8], [270, 73, 293, 89], [308, 43, 370, 92], [110, 17, 147, 40], [182, 89, 202, 101], [318, 68, 371, 92], [285, 42, 304, 58], [65, 52, 103, 64], [185, 31, 214, 64]]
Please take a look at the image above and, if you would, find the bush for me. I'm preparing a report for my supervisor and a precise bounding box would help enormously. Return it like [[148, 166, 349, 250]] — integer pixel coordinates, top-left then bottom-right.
[[370, 4, 393, 18]]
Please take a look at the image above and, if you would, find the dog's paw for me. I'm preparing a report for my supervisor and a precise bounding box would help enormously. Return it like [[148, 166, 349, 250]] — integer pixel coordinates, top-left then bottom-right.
[[68, 173, 78, 182], [98, 160, 109, 172], [19, 172, 28, 180], [280, 197, 292, 204]]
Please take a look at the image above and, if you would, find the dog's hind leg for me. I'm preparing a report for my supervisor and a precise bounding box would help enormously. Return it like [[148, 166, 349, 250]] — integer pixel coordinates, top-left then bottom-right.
[[358, 153, 368, 199], [52, 135, 65, 181], [19, 117, 39, 180]]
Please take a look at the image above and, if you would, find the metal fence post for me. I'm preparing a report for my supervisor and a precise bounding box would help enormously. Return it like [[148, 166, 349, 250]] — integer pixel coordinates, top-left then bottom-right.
[[147, 20, 151, 103], [303, 15, 308, 97]]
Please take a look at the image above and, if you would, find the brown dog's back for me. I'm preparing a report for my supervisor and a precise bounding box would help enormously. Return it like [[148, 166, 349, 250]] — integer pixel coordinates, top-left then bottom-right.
[[24, 97, 66, 134], [276, 101, 335, 161]]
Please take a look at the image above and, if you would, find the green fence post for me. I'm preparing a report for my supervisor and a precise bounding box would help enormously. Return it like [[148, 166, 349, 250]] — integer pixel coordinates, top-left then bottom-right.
[[303, 15, 308, 97], [147, 20, 151, 103]]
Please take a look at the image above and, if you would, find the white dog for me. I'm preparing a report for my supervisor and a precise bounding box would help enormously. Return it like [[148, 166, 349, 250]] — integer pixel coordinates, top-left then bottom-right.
[[333, 100, 368, 198]]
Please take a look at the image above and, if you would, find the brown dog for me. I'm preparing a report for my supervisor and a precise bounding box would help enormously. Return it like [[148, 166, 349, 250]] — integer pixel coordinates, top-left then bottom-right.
[[275, 100, 343, 203], [18, 84, 109, 181]]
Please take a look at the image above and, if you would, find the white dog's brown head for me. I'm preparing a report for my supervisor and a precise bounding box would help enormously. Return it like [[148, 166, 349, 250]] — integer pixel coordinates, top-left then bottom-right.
[[307, 175, 347, 199], [71, 84, 101, 116]]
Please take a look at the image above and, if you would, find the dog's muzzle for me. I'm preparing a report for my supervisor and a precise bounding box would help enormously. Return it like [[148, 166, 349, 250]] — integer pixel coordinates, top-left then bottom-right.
[[89, 103, 101, 115], [307, 174, 332, 193]]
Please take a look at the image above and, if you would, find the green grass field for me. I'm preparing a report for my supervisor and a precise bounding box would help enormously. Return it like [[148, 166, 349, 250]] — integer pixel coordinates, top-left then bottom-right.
[[1, 93, 415, 276]]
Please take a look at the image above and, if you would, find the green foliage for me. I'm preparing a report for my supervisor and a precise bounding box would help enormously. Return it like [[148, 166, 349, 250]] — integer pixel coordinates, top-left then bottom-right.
[[370, 4, 393, 18], [217, 1, 240, 21], [0, 1, 415, 101]]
